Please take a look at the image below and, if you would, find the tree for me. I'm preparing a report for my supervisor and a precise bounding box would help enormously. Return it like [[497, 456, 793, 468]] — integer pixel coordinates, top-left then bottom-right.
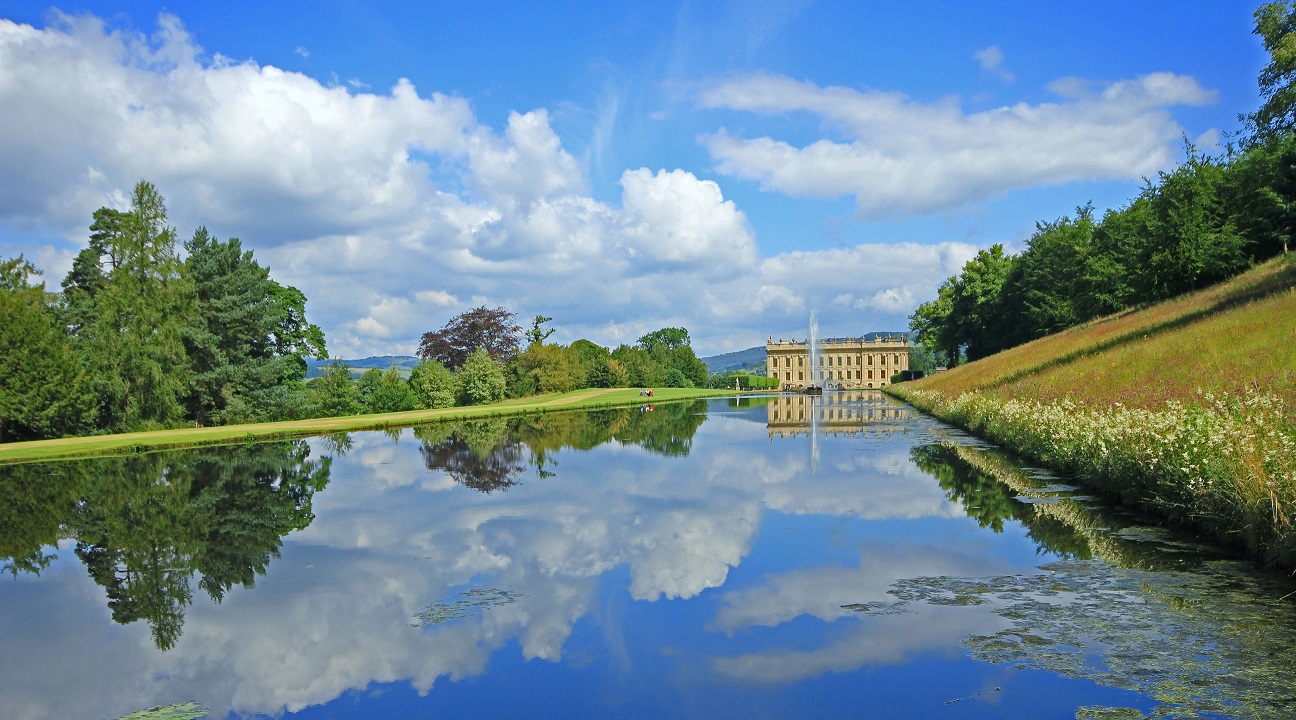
[[183, 228, 328, 425], [1079, 199, 1148, 317], [365, 366, 418, 414], [1137, 148, 1248, 300], [409, 358, 457, 409], [88, 181, 196, 431], [1223, 133, 1296, 258], [611, 344, 665, 387], [949, 244, 1015, 361], [418, 306, 522, 370], [58, 213, 117, 337], [457, 347, 507, 405], [663, 367, 688, 388], [1246, 1, 1296, 144], [309, 359, 361, 417], [637, 327, 691, 353], [0, 257, 96, 440], [571, 340, 627, 388], [998, 207, 1096, 345], [634, 327, 706, 387], [909, 276, 960, 366], [525, 314, 556, 345], [513, 342, 584, 395]]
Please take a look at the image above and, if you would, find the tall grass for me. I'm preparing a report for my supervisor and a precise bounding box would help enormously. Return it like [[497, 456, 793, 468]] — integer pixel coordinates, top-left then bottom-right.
[[893, 254, 1296, 568]]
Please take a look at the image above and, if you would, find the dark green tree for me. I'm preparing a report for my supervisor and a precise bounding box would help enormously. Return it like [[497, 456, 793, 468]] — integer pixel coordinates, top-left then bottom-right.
[[1223, 133, 1296, 257], [355, 367, 383, 410], [997, 206, 1097, 346], [365, 366, 419, 413], [1137, 148, 1248, 300], [611, 344, 664, 387], [512, 342, 583, 395], [57, 209, 120, 336], [90, 181, 196, 431], [909, 277, 960, 366], [0, 257, 96, 441], [309, 359, 361, 417], [949, 245, 1015, 361], [1246, 1, 1296, 144], [183, 228, 326, 425]]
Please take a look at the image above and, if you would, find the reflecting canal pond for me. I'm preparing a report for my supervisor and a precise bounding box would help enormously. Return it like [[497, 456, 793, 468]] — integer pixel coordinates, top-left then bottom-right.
[[2, 393, 1294, 719]]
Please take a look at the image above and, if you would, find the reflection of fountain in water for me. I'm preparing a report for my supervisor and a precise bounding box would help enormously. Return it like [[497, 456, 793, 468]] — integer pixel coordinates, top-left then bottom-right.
[[809, 394, 820, 474]]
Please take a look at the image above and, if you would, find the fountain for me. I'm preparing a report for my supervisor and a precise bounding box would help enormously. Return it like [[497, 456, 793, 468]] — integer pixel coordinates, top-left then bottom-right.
[[805, 310, 822, 395]]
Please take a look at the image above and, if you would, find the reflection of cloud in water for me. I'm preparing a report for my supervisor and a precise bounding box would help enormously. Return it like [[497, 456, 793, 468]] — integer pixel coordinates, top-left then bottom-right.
[[707, 444, 963, 520], [627, 503, 761, 600], [710, 606, 1008, 683], [708, 540, 1018, 634]]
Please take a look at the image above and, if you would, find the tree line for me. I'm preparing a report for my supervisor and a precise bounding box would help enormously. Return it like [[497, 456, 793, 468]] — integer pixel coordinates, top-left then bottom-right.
[[311, 307, 713, 416], [911, 1, 1296, 366]]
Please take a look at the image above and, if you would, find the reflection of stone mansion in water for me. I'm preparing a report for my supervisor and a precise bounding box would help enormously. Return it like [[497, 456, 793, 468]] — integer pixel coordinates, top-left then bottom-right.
[[766, 391, 912, 439], [766, 334, 910, 389]]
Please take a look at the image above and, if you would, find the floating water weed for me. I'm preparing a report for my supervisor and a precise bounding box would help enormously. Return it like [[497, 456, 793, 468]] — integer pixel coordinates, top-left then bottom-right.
[[412, 588, 526, 627], [875, 560, 1296, 719]]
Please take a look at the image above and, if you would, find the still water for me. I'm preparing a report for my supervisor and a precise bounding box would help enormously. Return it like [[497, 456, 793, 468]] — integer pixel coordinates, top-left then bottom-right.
[[2, 393, 1295, 720]]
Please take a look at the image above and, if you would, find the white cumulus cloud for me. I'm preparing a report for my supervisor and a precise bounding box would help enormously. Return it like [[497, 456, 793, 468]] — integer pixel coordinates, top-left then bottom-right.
[[698, 72, 1216, 219]]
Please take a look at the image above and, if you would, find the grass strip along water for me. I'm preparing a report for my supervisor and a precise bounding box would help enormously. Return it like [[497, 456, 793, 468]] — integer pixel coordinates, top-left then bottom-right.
[[890, 255, 1296, 570], [0, 388, 733, 465]]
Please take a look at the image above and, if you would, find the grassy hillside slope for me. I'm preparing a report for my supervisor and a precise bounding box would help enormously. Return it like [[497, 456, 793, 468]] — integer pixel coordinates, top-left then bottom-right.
[[910, 256, 1296, 407], [891, 254, 1296, 568]]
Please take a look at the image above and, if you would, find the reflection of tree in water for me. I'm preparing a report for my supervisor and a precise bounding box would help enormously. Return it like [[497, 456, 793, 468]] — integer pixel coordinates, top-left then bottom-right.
[[911, 442, 1229, 571], [0, 440, 330, 651], [416, 419, 526, 493], [415, 400, 710, 492], [910, 443, 1092, 560]]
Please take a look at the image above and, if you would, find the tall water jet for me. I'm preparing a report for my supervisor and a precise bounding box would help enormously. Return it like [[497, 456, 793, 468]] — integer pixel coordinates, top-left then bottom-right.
[[808, 310, 819, 389]]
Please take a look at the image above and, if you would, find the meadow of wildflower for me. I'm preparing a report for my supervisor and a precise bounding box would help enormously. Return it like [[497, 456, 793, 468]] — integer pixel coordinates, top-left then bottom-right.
[[892, 254, 1296, 568]]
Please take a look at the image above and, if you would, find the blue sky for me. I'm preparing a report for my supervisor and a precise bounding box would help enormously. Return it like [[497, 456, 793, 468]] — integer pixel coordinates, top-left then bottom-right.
[[0, 1, 1268, 356]]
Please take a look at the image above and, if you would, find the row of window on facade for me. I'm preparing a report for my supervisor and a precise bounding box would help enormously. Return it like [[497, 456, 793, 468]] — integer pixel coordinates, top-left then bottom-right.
[[777, 369, 887, 381], [769, 354, 901, 368]]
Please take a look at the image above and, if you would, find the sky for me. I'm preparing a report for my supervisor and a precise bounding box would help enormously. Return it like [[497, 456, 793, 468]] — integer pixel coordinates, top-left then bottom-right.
[[0, 1, 1269, 358]]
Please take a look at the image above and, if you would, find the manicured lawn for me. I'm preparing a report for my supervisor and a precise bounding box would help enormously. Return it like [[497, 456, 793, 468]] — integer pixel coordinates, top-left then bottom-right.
[[0, 387, 737, 465]]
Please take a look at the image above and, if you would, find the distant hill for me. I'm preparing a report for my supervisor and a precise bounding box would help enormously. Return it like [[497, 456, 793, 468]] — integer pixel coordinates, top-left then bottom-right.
[[305, 355, 420, 379], [701, 346, 765, 374]]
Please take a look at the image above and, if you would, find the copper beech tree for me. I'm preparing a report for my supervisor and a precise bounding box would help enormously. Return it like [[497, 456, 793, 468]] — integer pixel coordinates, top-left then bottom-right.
[[417, 306, 523, 370]]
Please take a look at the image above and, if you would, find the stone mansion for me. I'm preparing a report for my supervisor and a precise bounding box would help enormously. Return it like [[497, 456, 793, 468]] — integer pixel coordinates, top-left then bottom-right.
[[766, 334, 910, 390]]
